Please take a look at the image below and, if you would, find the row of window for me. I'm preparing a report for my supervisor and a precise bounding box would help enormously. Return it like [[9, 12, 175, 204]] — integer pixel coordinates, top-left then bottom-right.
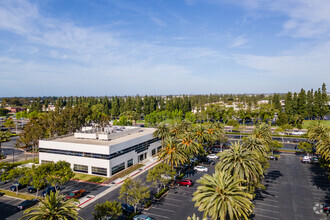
[[39, 138, 159, 160], [73, 164, 108, 176]]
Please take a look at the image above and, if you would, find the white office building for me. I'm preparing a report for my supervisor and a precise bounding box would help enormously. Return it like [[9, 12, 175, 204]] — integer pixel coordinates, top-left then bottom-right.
[[39, 126, 161, 177]]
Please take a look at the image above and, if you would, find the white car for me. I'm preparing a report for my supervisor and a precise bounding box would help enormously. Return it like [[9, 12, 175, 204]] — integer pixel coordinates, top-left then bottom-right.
[[207, 154, 218, 159], [161, 174, 172, 180], [301, 156, 312, 163], [194, 166, 208, 172]]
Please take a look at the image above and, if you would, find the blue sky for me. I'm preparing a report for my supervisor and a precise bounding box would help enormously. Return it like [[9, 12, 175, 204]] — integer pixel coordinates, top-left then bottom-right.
[[0, 0, 329, 97]]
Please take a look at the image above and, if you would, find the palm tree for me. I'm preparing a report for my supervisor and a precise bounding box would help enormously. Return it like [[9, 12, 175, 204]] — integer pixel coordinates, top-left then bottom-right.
[[308, 123, 330, 160], [0, 131, 11, 158], [158, 137, 186, 169], [168, 121, 182, 137], [242, 135, 269, 158], [316, 132, 330, 160], [216, 142, 263, 188], [20, 191, 82, 220], [252, 122, 272, 143], [153, 122, 169, 148], [192, 124, 209, 147], [192, 170, 253, 220], [178, 132, 202, 156]]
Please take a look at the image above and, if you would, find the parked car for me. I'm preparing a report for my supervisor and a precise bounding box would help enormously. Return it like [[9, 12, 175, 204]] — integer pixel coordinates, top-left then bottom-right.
[[207, 154, 218, 159], [301, 156, 312, 163], [200, 157, 215, 165], [194, 166, 208, 172], [0, 180, 9, 186], [189, 157, 198, 163], [268, 155, 278, 160], [310, 157, 319, 164], [121, 203, 134, 214], [177, 179, 194, 187], [41, 186, 60, 197], [133, 214, 155, 220], [10, 183, 25, 192], [323, 204, 330, 215], [65, 189, 86, 200], [161, 174, 173, 180], [17, 199, 39, 210]]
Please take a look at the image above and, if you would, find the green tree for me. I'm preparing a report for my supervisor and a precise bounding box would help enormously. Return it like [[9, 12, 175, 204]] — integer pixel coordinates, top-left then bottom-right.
[[48, 161, 74, 189], [4, 118, 15, 133], [153, 123, 169, 148], [242, 135, 269, 158], [297, 142, 314, 156], [178, 132, 202, 156], [192, 170, 253, 220], [158, 137, 187, 169], [93, 201, 122, 220], [147, 163, 175, 192], [0, 131, 11, 158], [216, 142, 264, 189], [269, 140, 283, 155], [20, 191, 82, 220], [119, 178, 150, 213], [1, 167, 27, 195]]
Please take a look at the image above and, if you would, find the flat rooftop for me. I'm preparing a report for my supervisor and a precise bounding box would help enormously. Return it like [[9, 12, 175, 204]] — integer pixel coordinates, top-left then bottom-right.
[[48, 127, 156, 146]]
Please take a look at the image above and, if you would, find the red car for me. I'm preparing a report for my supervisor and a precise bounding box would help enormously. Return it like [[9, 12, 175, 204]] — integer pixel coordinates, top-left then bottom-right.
[[65, 189, 86, 200], [177, 179, 194, 187]]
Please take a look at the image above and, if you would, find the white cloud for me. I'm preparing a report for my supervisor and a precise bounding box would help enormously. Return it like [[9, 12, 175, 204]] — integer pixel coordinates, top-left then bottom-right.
[[231, 36, 249, 47]]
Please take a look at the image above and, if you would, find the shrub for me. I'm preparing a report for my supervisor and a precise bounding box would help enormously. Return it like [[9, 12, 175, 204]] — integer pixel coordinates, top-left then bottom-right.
[[155, 187, 168, 199]]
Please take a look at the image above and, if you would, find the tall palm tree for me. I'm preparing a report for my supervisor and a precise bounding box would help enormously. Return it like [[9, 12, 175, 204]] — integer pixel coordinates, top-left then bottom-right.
[[216, 142, 263, 188], [252, 123, 272, 143], [308, 123, 330, 160], [0, 131, 11, 158], [192, 170, 253, 220], [158, 137, 186, 169], [242, 135, 269, 158], [168, 121, 182, 137], [153, 122, 169, 148], [192, 124, 209, 147], [20, 191, 82, 220], [178, 132, 202, 156]]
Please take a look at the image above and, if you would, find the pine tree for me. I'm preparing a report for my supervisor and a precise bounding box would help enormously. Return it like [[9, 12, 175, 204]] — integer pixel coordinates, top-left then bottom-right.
[[297, 88, 307, 117]]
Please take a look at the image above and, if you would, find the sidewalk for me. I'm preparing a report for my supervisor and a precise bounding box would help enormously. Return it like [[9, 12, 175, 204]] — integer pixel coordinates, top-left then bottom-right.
[[79, 157, 160, 208]]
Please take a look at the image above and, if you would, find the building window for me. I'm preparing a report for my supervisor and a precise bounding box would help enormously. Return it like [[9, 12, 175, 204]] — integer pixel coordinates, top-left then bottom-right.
[[127, 159, 133, 168], [41, 160, 53, 164], [73, 164, 88, 173], [157, 146, 162, 152], [91, 167, 107, 176], [111, 162, 125, 175], [152, 149, 156, 156]]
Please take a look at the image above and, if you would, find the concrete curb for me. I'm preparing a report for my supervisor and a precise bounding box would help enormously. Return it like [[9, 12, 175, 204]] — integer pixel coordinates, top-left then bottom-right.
[[70, 179, 107, 186]]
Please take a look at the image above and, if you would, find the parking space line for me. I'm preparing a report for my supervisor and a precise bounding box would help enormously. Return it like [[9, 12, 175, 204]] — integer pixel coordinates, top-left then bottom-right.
[[156, 202, 179, 207], [253, 213, 279, 220], [254, 207, 279, 214], [255, 203, 279, 208], [167, 192, 187, 197], [150, 206, 175, 213], [262, 198, 279, 203], [143, 211, 170, 219], [164, 197, 182, 202]]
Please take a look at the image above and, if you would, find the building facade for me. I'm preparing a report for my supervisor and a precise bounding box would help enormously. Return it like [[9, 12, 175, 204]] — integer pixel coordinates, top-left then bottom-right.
[[39, 126, 161, 177]]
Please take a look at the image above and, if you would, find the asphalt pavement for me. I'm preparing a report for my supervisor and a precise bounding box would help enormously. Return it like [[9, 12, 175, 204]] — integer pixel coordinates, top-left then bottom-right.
[[253, 153, 330, 220]]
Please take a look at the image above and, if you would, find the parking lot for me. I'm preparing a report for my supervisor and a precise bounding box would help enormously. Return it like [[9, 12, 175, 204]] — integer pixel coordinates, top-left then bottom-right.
[[0, 196, 24, 219], [253, 153, 330, 220], [0, 180, 109, 219], [141, 162, 216, 219]]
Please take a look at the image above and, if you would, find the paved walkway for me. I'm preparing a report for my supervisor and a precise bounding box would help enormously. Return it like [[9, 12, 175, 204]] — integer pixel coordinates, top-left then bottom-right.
[[79, 157, 160, 208]]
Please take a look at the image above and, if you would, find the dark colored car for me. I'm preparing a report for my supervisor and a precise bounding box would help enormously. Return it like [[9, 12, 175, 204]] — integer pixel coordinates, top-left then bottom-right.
[[10, 183, 25, 192], [41, 186, 60, 197], [177, 179, 194, 187], [27, 185, 47, 194], [65, 189, 86, 200], [200, 158, 215, 165], [323, 204, 330, 215], [17, 199, 39, 210], [121, 203, 134, 214]]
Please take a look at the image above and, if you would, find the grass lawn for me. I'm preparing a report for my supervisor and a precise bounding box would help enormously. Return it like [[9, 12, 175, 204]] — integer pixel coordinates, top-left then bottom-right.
[[103, 163, 145, 184], [73, 173, 108, 184], [302, 120, 330, 129], [0, 189, 37, 200]]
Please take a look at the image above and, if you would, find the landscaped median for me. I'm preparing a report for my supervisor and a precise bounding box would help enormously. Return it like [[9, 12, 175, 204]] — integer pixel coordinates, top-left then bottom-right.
[[0, 189, 36, 200], [72, 173, 108, 184]]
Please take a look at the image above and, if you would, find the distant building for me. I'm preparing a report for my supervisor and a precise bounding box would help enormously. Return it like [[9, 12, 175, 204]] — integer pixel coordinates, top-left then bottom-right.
[[39, 126, 161, 177], [4, 107, 27, 113]]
